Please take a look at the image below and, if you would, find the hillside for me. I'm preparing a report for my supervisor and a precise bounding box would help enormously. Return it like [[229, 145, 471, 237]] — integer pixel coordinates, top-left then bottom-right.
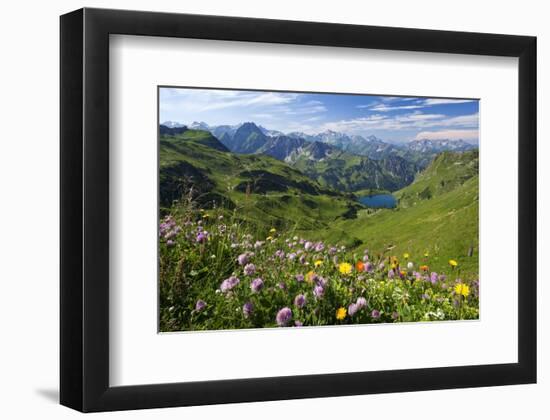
[[396, 150, 479, 207], [296, 151, 479, 275], [159, 129, 363, 236]]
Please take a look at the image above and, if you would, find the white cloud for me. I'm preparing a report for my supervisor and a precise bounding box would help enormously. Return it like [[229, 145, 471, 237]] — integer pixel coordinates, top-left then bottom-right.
[[358, 97, 476, 112], [414, 129, 479, 141], [320, 112, 478, 133]]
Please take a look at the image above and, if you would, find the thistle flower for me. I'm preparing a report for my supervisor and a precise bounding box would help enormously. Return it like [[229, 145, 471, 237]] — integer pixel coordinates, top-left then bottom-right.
[[276, 307, 292, 326], [195, 299, 206, 312], [244, 263, 256, 276], [294, 294, 306, 308], [250, 278, 264, 293], [243, 302, 254, 318]]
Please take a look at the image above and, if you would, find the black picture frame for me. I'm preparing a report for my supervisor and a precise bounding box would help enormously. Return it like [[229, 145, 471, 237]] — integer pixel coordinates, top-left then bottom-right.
[[60, 7, 537, 412]]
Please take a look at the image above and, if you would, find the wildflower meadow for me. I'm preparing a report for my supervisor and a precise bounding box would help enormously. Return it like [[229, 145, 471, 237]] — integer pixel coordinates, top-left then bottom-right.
[[159, 201, 479, 332]]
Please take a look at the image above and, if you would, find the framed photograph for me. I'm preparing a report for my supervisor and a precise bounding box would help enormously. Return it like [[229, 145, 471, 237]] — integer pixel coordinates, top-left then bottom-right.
[[60, 8, 537, 412]]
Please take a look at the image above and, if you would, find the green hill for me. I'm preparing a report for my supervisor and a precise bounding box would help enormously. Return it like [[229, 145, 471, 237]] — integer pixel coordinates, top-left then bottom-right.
[[298, 151, 479, 276], [160, 130, 363, 237], [396, 150, 478, 207]]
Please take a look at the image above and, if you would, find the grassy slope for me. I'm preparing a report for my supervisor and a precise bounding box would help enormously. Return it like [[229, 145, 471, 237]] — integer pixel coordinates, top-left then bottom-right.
[[299, 152, 479, 277], [160, 130, 363, 238]]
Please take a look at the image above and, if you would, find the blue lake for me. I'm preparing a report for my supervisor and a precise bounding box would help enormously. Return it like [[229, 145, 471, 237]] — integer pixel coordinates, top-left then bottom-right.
[[358, 194, 397, 208]]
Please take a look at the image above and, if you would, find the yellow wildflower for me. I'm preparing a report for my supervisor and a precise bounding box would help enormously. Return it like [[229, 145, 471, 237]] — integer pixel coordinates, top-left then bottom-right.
[[449, 259, 458, 268], [336, 307, 347, 320], [403, 253, 410, 259], [424, 251, 429, 257], [314, 260, 323, 268], [266, 236, 273, 241], [306, 271, 316, 284], [269, 228, 277, 233], [202, 213, 209, 219], [338, 262, 353, 275], [454, 283, 470, 297]]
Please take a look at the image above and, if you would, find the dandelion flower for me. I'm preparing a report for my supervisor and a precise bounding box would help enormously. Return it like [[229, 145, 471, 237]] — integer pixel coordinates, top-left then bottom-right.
[[449, 259, 458, 268], [269, 227, 277, 233], [266, 236, 273, 241], [339, 262, 353, 275], [424, 251, 430, 257], [314, 260, 323, 268], [403, 253, 410, 259], [454, 283, 470, 297], [276, 307, 292, 326], [336, 307, 347, 320]]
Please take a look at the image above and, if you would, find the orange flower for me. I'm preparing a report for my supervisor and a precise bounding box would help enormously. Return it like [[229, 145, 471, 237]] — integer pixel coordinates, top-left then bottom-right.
[[420, 265, 429, 272], [356, 261, 365, 272]]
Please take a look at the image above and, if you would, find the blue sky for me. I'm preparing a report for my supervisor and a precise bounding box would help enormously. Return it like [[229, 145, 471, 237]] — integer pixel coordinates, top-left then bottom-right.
[[159, 87, 479, 144]]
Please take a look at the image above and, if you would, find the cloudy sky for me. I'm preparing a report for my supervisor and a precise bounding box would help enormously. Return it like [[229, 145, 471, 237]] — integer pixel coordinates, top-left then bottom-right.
[[159, 87, 479, 144]]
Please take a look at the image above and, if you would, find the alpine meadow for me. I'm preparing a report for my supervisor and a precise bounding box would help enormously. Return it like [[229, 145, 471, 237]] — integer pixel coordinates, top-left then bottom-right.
[[158, 87, 480, 332]]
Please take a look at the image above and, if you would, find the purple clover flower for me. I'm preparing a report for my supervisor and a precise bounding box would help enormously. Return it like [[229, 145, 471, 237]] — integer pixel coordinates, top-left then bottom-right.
[[294, 294, 306, 308], [304, 241, 313, 251], [196, 232, 207, 243], [294, 320, 303, 327], [243, 302, 254, 318], [348, 303, 359, 317], [371, 309, 381, 319], [295, 274, 305, 282], [276, 307, 292, 326], [220, 276, 240, 293], [237, 253, 250, 266], [244, 263, 256, 276], [388, 269, 395, 279], [356, 297, 367, 308], [315, 242, 325, 252], [430, 272, 438, 284], [250, 277, 264, 293], [195, 299, 206, 312], [166, 239, 175, 248], [365, 262, 373, 272], [313, 285, 325, 299]]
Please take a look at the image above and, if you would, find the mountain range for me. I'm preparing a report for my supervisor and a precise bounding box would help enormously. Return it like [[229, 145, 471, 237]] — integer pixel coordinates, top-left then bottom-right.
[[160, 121, 477, 192]]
